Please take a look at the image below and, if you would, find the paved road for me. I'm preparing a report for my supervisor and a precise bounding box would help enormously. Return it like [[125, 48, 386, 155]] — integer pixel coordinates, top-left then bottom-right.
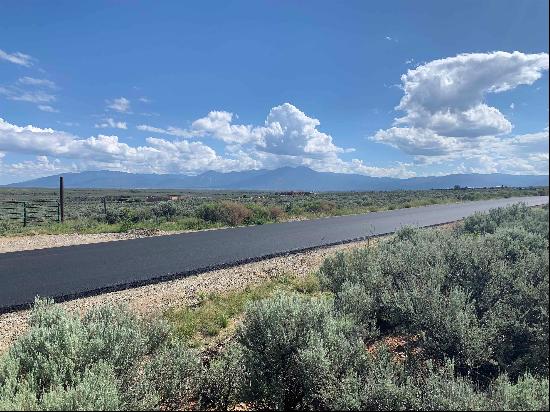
[[0, 196, 547, 313]]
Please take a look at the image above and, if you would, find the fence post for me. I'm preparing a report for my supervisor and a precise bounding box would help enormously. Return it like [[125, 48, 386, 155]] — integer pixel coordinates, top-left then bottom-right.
[[59, 176, 64, 223], [103, 197, 107, 216], [23, 202, 27, 227]]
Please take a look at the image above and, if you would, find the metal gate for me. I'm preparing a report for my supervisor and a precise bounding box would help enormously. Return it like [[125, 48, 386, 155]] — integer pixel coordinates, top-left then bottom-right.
[[0, 200, 60, 227]]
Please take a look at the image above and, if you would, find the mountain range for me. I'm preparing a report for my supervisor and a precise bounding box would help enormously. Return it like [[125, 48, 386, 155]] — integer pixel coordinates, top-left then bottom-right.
[[6, 167, 549, 191]]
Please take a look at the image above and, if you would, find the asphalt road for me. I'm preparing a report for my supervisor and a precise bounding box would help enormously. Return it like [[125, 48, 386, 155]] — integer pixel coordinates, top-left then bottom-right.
[[0, 196, 547, 313]]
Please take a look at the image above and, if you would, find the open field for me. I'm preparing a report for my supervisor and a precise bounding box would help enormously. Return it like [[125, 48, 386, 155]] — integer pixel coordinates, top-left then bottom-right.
[[0, 204, 548, 410], [1, 186, 547, 236]]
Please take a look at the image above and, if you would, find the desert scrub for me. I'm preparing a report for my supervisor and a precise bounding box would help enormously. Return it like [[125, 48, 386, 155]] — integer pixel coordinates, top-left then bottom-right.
[[319, 204, 549, 383], [236, 291, 365, 410], [0, 299, 196, 411]]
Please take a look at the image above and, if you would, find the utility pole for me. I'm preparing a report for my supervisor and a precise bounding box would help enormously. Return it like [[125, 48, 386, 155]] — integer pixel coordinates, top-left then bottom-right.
[[59, 176, 64, 223]]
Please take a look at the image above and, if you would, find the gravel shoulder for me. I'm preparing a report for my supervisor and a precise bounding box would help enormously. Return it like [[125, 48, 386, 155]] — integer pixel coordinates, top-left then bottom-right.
[[0, 229, 203, 254]]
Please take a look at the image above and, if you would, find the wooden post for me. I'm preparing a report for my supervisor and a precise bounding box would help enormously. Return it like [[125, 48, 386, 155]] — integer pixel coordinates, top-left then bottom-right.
[[102, 197, 107, 216], [59, 176, 64, 223], [23, 202, 27, 227]]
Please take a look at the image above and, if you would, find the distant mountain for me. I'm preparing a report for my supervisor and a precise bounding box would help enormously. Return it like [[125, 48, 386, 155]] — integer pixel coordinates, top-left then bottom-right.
[[6, 167, 549, 191]]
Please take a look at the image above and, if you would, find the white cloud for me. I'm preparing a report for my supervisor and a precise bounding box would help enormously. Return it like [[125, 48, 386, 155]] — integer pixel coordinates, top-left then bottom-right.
[[372, 127, 464, 156], [190, 103, 349, 159], [136, 124, 193, 137], [106, 97, 131, 113], [0, 108, 416, 181], [372, 51, 549, 175], [0, 49, 33, 66], [95, 118, 127, 130], [0, 155, 71, 182], [191, 111, 257, 144], [0, 87, 56, 104], [393, 51, 548, 138], [0, 117, 252, 177], [257, 103, 346, 158], [38, 105, 59, 113], [138, 97, 150, 103], [138, 103, 351, 159], [17, 77, 56, 88]]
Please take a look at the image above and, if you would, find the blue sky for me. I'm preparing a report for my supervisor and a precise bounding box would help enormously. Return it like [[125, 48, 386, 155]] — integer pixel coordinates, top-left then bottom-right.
[[0, 0, 548, 184]]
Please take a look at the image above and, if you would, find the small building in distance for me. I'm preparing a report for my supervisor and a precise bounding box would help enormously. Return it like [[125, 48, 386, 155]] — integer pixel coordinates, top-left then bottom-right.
[[275, 191, 315, 196]]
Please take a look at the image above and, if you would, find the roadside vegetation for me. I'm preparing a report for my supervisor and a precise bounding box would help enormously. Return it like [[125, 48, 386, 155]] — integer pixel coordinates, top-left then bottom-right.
[[0, 186, 547, 236], [0, 204, 548, 410]]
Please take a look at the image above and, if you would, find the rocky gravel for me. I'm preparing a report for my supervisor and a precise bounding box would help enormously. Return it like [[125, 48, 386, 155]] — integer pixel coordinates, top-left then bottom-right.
[[0, 229, 191, 254]]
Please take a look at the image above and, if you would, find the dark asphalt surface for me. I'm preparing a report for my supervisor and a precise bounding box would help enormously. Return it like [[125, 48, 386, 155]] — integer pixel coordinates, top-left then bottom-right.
[[1, 196, 547, 313]]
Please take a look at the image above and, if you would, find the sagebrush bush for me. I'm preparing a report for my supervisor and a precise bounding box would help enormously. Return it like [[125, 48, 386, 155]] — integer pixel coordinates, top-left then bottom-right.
[[151, 201, 179, 220], [237, 292, 366, 410], [145, 344, 201, 405], [319, 204, 549, 383], [0, 299, 177, 410], [198, 343, 244, 410]]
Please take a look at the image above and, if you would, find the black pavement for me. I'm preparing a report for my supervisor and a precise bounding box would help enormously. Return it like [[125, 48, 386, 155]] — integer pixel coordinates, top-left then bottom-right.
[[0, 196, 547, 313]]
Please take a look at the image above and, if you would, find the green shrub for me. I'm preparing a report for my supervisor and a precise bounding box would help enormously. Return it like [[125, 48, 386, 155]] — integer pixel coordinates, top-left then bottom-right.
[[144, 344, 201, 405], [198, 343, 244, 410], [488, 374, 549, 411], [237, 291, 365, 410], [0, 299, 174, 410], [151, 201, 178, 220], [195, 202, 224, 223], [303, 200, 337, 214], [195, 201, 252, 226], [82, 304, 148, 376], [40, 362, 121, 411], [319, 205, 549, 383]]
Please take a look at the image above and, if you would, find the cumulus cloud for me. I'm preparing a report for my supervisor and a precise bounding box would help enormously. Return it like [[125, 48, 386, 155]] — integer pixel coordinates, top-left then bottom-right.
[[0, 117, 252, 177], [95, 118, 128, 130], [191, 111, 258, 144], [257, 103, 346, 158], [372, 51, 549, 175], [0, 49, 33, 66], [190, 103, 349, 159], [139, 103, 350, 161], [106, 97, 131, 113], [372, 127, 464, 156], [393, 51, 548, 138], [0, 155, 71, 182]]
